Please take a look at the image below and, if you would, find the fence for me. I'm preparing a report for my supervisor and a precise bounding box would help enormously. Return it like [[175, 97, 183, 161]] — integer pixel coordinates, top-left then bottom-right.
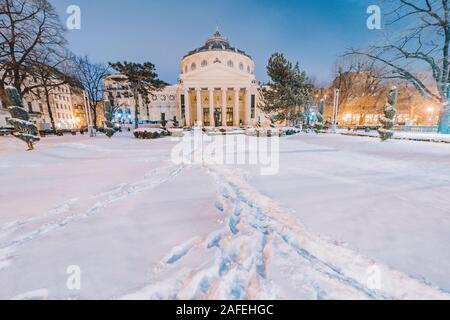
[[395, 126, 438, 133]]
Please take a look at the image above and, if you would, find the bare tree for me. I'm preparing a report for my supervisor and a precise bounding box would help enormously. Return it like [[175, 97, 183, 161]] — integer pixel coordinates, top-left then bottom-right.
[[74, 56, 110, 129], [348, 0, 450, 133], [27, 47, 74, 131], [332, 56, 387, 107], [330, 56, 387, 124], [0, 0, 66, 105]]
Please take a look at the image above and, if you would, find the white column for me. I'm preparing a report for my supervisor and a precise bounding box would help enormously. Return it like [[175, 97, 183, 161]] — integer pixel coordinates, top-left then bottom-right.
[[196, 88, 203, 126], [245, 88, 251, 125], [184, 88, 191, 127], [177, 91, 182, 122], [221, 88, 227, 127], [209, 88, 214, 126], [234, 88, 240, 127]]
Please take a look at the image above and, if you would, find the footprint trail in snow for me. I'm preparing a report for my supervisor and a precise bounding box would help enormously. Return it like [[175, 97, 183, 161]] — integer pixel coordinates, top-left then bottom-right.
[[122, 165, 450, 300]]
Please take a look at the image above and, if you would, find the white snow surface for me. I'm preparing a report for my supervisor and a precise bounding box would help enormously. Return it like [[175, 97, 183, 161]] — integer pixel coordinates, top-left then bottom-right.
[[0, 132, 450, 300]]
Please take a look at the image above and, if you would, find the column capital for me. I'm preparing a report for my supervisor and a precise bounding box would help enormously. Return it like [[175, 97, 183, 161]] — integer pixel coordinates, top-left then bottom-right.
[[195, 87, 202, 92], [221, 87, 228, 92]]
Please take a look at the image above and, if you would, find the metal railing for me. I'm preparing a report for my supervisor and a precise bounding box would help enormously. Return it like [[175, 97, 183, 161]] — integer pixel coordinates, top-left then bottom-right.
[[395, 125, 438, 133]]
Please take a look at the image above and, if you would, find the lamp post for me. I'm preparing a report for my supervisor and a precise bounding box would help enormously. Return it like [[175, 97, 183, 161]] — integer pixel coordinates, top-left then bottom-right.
[[83, 90, 94, 137], [427, 106, 435, 125], [332, 89, 340, 133]]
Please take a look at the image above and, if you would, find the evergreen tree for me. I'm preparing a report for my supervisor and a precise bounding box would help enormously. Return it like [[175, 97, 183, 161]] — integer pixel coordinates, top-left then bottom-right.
[[379, 86, 398, 141], [5, 86, 40, 150], [259, 53, 312, 126], [109, 61, 166, 129], [103, 100, 117, 138]]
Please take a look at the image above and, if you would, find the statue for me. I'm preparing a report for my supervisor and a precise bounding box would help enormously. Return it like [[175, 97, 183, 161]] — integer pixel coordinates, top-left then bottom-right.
[[214, 108, 220, 127], [5, 86, 40, 150], [379, 86, 398, 141], [103, 100, 117, 138]]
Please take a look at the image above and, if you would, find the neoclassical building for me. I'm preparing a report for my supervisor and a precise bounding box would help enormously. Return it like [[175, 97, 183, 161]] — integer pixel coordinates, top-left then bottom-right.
[[179, 29, 259, 127], [105, 30, 263, 127]]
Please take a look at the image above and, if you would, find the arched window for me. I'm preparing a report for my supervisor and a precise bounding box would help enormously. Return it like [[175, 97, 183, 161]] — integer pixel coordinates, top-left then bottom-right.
[[184, 66, 188, 73], [191, 62, 197, 71], [227, 60, 234, 68], [247, 65, 251, 73], [201, 60, 208, 67], [239, 62, 244, 71]]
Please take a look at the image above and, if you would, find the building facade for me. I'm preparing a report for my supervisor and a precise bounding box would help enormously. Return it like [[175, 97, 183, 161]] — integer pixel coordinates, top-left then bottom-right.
[[0, 79, 85, 130], [106, 30, 265, 127]]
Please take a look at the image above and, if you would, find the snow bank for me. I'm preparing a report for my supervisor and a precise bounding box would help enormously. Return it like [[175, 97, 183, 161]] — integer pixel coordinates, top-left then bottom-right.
[[133, 128, 170, 139], [341, 130, 450, 143]]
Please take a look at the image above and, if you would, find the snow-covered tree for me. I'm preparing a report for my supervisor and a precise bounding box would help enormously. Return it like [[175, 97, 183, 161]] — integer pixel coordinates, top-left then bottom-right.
[[315, 99, 325, 133], [379, 86, 398, 141], [103, 100, 116, 138], [5, 86, 40, 150]]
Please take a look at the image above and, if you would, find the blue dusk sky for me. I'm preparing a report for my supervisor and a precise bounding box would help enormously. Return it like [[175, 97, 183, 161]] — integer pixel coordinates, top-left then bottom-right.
[[51, 0, 383, 85]]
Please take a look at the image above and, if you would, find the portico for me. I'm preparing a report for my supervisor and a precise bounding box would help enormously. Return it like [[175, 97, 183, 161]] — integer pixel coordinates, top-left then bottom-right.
[[179, 87, 253, 127]]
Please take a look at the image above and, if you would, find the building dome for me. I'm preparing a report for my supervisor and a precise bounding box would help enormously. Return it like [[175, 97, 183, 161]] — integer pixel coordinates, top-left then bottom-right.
[[183, 29, 252, 59]]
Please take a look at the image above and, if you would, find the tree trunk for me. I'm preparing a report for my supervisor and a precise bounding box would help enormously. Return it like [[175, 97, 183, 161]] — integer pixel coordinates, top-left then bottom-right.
[[134, 89, 139, 130], [92, 106, 98, 129], [44, 88, 56, 132]]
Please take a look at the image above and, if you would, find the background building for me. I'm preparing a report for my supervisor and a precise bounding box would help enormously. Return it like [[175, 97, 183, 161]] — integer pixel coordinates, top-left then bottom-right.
[[0, 78, 85, 131]]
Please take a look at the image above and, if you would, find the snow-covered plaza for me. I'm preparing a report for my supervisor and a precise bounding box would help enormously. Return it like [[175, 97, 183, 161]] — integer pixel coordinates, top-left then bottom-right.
[[0, 132, 449, 300]]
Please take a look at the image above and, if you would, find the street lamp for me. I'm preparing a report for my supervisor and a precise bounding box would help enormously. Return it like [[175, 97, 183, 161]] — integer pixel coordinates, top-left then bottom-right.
[[427, 106, 435, 124], [332, 89, 340, 132], [83, 90, 94, 137]]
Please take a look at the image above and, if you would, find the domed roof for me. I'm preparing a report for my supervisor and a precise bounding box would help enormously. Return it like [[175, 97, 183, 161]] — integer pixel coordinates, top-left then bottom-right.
[[183, 29, 252, 60]]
